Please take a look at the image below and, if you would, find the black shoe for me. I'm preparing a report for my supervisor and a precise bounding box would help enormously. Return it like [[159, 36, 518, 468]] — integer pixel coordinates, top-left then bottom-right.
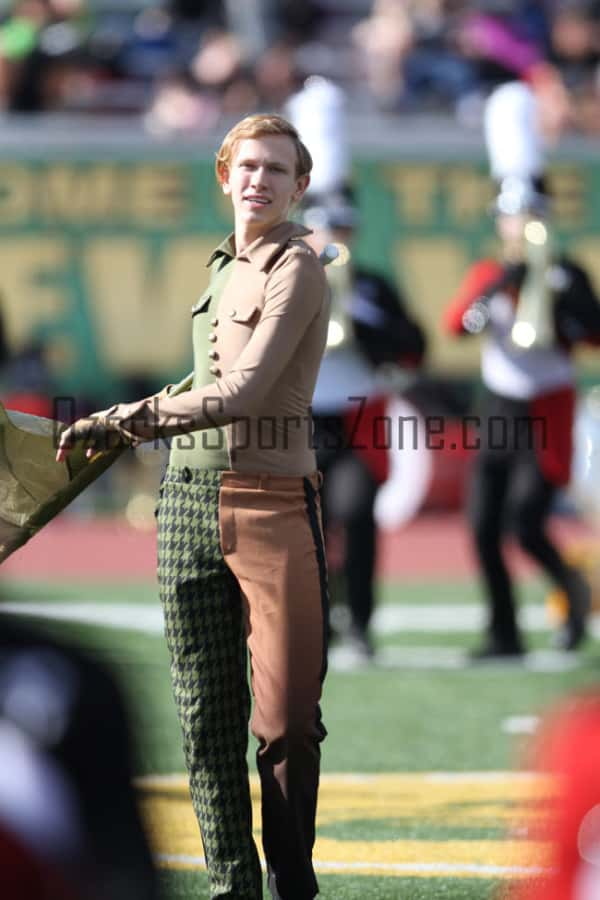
[[469, 637, 525, 662], [553, 569, 591, 652]]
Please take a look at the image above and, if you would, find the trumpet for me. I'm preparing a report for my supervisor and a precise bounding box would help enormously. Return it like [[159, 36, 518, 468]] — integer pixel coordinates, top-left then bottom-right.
[[462, 218, 555, 349], [321, 241, 353, 351], [510, 219, 555, 349]]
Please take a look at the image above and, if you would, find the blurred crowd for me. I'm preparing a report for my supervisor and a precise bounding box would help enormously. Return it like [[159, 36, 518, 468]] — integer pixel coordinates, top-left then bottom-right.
[[0, 0, 599, 135]]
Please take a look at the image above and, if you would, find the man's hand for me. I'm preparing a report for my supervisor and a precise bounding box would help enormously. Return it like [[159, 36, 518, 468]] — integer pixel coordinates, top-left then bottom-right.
[[55, 413, 133, 463]]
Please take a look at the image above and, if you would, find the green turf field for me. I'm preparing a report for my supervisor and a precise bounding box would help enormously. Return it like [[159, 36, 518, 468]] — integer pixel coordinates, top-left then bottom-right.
[[2, 574, 597, 899]]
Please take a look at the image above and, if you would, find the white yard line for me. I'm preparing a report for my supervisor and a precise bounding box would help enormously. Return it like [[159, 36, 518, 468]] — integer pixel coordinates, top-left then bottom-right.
[[0, 601, 595, 673], [372, 604, 557, 633], [0, 601, 164, 633], [135, 771, 539, 789], [156, 853, 545, 877], [0, 601, 562, 635], [2, 599, 593, 636], [368, 645, 580, 672]]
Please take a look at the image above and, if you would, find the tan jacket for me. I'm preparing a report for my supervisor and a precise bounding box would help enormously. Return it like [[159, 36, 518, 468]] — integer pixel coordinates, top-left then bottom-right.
[[107, 221, 329, 476]]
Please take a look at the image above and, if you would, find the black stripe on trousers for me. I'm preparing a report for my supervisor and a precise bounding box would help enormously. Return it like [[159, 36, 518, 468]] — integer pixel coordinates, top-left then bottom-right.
[[303, 476, 329, 683]]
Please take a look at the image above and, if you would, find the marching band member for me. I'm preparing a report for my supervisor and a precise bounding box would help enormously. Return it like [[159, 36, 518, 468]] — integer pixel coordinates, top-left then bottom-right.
[[57, 114, 330, 900], [304, 192, 426, 664], [444, 175, 600, 658]]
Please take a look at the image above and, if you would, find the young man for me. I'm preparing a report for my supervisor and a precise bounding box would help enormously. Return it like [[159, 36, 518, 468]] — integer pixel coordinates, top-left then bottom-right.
[[57, 115, 330, 900], [443, 177, 600, 660]]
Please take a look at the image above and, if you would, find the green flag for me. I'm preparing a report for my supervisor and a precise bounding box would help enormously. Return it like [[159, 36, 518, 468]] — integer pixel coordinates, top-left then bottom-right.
[[0, 373, 193, 563]]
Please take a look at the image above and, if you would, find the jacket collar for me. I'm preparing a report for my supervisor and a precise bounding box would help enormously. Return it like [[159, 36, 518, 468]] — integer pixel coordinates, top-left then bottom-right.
[[206, 221, 312, 271], [206, 234, 236, 268]]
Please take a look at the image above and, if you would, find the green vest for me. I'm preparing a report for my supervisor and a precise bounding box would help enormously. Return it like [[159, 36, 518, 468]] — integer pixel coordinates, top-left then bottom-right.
[[169, 238, 235, 471]]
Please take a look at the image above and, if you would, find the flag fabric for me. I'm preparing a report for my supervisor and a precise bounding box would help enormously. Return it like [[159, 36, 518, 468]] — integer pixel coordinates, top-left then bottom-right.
[[0, 402, 123, 563], [0, 374, 193, 564]]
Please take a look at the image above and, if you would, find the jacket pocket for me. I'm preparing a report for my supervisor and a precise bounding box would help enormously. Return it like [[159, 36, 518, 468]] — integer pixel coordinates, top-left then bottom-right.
[[230, 305, 259, 325]]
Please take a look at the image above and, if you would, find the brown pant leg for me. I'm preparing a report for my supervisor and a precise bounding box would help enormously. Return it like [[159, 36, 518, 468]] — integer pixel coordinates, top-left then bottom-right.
[[219, 472, 328, 900]]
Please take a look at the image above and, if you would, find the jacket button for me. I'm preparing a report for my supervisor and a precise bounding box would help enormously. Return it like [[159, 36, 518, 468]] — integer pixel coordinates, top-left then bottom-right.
[[229, 309, 236, 317], [208, 332, 217, 342], [182, 466, 192, 483], [210, 317, 218, 326], [208, 349, 219, 360], [209, 365, 221, 376]]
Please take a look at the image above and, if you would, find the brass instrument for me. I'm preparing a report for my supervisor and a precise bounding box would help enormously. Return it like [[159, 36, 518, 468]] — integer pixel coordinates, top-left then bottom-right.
[[321, 241, 353, 351], [462, 217, 556, 348], [510, 219, 555, 349]]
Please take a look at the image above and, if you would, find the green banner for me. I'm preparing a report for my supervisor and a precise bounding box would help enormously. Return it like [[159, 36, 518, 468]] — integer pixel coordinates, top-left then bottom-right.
[[1, 152, 599, 402]]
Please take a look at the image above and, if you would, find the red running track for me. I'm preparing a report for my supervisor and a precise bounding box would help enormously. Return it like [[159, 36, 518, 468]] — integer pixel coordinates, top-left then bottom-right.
[[1, 512, 596, 582]]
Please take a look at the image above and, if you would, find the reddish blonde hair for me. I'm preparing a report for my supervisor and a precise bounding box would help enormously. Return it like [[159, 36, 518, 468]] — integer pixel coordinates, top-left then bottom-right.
[[215, 114, 312, 182]]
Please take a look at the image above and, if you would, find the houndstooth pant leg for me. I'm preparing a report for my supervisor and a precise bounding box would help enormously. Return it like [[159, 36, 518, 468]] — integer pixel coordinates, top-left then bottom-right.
[[157, 467, 262, 900]]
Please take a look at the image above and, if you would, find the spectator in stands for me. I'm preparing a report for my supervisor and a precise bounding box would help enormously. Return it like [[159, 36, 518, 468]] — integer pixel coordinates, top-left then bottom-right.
[[455, 1, 548, 84], [254, 39, 300, 110], [0, 0, 593, 132], [352, 0, 415, 111], [0, 0, 90, 111], [400, 2, 481, 113], [549, 0, 600, 135], [146, 26, 259, 134], [144, 70, 219, 135]]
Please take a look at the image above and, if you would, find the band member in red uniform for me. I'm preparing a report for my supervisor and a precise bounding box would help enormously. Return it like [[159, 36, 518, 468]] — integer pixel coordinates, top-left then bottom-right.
[[444, 176, 600, 659]]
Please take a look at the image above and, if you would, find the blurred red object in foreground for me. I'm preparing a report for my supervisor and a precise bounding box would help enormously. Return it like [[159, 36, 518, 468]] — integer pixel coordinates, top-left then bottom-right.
[[508, 693, 600, 900], [0, 822, 79, 900]]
